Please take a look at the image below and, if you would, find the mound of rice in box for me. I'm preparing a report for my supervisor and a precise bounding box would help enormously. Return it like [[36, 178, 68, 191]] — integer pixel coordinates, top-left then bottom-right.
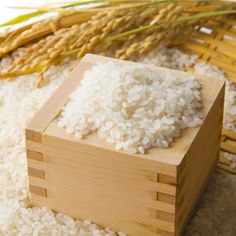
[[57, 61, 203, 153]]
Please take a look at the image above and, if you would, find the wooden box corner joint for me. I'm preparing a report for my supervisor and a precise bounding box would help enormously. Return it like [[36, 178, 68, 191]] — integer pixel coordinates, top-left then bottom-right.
[[26, 142, 47, 197]]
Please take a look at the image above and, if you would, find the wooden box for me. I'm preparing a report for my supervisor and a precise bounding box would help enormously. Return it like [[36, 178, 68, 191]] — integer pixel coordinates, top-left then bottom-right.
[[25, 54, 225, 236]]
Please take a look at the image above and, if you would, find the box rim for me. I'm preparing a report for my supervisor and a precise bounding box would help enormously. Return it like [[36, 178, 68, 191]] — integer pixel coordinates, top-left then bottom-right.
[[26, 53, 226, 167]]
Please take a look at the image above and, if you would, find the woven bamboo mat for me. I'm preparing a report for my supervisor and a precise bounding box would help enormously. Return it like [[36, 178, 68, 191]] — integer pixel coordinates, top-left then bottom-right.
[[179, 16, 236, 174]]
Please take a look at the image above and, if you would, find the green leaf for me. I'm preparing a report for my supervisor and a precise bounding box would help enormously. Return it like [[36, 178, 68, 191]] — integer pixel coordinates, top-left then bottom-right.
[[106, 8, 236, 42], [0, 0, 174, 28], [0, 0, 134, 27], [0, 10, 46, 27]]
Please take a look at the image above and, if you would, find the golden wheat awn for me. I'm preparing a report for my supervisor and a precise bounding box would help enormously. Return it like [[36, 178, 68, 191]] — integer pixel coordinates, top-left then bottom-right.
[[115, 3, 183, 59], [1, 4, 148, 82], [0, 0, 235, 86], [0, 11, 95, 56], [75, 6, 152, 58]]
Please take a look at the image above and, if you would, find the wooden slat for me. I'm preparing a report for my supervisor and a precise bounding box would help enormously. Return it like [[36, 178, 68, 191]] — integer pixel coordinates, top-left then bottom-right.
[[180, 15, 236, 90], [218, 163, 236, 174], [224, 71, 236, 84], [182, 42, 236, 69], [222, 128, 236, 140], [218, 152, 236, 175], [221, 138, 236, 154], [208, 57, 236, 75], [198, 33, 236, 60], [219, 152, 231, 165]]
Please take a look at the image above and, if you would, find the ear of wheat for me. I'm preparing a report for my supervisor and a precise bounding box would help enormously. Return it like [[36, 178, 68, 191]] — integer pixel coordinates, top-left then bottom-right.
[[0, 0, 235, 87]]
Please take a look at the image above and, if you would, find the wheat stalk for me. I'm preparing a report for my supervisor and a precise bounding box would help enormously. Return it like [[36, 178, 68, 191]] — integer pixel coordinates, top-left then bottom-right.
[[0, 0, 235, 86]]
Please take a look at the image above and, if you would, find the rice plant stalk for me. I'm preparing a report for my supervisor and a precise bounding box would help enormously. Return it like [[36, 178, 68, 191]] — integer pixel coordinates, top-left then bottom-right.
[[0, 0, 235, 87]]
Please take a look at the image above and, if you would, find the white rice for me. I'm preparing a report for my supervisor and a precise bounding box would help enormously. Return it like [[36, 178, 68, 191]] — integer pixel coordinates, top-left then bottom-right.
[[141, 47, 236, 132], [0, 46, 235, 235], [57, 61, 203, 153]]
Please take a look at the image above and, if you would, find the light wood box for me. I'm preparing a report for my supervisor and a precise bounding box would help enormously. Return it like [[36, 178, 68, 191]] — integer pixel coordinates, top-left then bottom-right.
[[25, 54, 225, 236]]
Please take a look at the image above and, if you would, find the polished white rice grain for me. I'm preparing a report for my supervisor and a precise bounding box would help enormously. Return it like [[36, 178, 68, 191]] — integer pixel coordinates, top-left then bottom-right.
[[57, 61, 203, 153]]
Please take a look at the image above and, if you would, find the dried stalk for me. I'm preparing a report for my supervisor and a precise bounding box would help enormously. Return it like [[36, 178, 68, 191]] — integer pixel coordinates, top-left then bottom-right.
[[0, 0, 235, 86]]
